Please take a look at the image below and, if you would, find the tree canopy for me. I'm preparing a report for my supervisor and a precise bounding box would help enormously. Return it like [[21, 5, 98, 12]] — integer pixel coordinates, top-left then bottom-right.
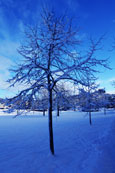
[[6, 7, 110, 154]]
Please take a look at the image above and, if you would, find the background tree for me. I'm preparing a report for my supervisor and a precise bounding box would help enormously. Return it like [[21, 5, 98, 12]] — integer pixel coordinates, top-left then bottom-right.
[[36, 89, 48, 116], [97, 88, 107, 114], [7, 7, 109, 155], [53, 83, 71, 116], [78, 75, 99, 125]]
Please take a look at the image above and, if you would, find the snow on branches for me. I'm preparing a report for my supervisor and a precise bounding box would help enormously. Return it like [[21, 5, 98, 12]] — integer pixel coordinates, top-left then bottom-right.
[[6, 7, 110, 154]]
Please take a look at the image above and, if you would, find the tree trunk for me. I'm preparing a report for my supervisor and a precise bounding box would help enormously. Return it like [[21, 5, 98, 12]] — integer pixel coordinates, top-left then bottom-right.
[[48, 89, 54, 155], [89, 111, 92, 125], [104, 108, 106, 115], [73, 105, 76, 111], [57, 104, 60, 117], [43, 110, 45, 116]]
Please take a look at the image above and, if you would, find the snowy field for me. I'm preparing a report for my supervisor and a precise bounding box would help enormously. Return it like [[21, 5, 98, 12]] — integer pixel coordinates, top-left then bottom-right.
[[0, 109, 115, 173]]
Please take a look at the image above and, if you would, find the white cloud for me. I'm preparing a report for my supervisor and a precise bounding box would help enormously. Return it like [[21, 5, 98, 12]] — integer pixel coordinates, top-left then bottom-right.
[[0, 54, 29, 98], [0, 40, 20, 59], [108, 77, 115, 82], [97, 78, 115, 94], [0, 55, 14, 76], [0, 56, 14, 91]]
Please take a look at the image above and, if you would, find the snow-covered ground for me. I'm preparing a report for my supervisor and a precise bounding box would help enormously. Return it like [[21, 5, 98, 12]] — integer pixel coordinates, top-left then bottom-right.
[[0, 109, 115, 173]]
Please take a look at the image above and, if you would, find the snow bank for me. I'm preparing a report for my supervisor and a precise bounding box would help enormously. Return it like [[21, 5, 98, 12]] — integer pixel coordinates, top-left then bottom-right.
[[0, 110, 114, 173]]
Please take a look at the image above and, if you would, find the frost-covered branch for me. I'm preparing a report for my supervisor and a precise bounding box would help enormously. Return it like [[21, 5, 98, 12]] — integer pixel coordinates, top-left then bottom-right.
[[6, 7, 110, 154]]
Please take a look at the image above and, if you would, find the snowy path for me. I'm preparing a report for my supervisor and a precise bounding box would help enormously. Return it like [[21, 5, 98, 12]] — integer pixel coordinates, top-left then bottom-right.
[[0, 110, 115, 173], [94, 119, 115, 173]]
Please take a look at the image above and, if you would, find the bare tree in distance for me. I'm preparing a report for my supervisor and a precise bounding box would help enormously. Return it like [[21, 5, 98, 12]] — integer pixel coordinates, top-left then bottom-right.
[[78, 74, 99, 125], [53, 83, 71, 116], [7, 7, 110, 155]]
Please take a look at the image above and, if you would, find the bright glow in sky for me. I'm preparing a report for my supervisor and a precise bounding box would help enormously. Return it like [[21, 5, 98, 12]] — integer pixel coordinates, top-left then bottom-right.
[[0, 0, 115, 98]]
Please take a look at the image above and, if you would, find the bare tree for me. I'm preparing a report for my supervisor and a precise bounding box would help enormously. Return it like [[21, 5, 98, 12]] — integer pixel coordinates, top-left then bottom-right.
[[7, 7, 109, 155], [97, 88, 108, 114], [53, 83, 71, 116], [36, 89, 48, 116], [78, 75, 99, 125]]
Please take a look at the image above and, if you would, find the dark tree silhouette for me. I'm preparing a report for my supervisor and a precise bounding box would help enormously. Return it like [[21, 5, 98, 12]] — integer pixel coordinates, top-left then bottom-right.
[[7, 7, 109, 154]]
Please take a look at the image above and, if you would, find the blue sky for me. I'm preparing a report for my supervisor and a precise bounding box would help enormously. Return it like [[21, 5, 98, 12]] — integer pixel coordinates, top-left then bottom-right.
[[0, 0, 115, 98]]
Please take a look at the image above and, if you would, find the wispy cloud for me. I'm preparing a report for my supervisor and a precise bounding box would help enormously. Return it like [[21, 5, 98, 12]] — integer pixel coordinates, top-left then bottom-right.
[[97, 78, 115, 94], [66, 0, 80, 11], [0, 25, 20, 98], [0, 55, 14, 87]]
